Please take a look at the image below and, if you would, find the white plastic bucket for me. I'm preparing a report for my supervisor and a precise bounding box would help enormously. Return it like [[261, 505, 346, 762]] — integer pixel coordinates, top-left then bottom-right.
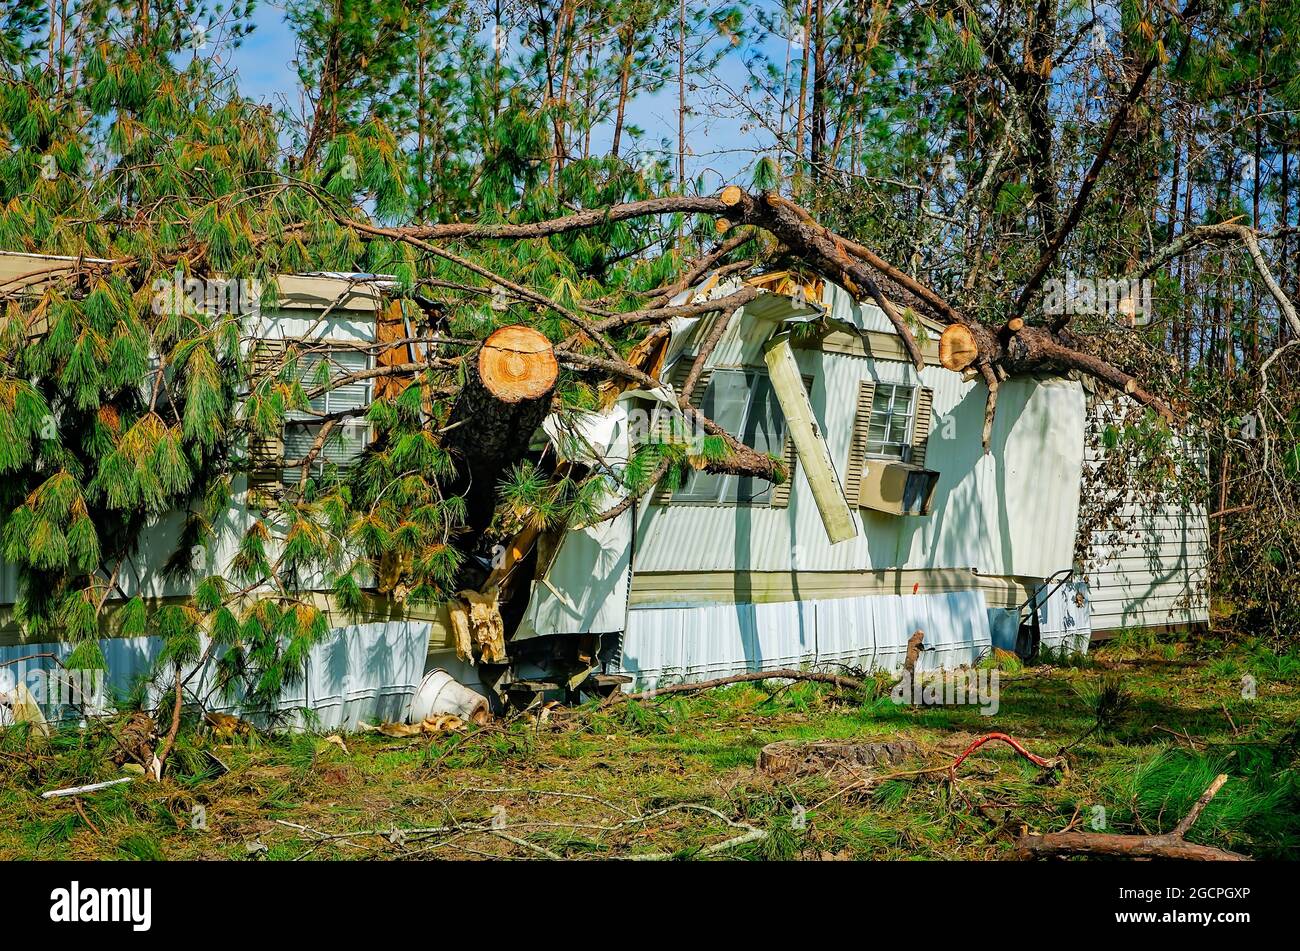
[[409, 669, 489, 724]]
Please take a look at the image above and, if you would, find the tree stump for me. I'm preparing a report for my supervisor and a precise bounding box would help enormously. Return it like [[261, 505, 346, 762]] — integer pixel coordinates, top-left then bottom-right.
[[758, 739, 922, 779]]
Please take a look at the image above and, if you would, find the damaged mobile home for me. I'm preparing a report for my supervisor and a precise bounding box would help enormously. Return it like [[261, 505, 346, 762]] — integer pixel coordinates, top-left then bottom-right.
[[0, 253, 1208, 727]]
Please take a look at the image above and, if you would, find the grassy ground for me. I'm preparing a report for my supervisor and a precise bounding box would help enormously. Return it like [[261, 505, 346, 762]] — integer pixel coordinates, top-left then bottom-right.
[[3, 632, 1299, 860]]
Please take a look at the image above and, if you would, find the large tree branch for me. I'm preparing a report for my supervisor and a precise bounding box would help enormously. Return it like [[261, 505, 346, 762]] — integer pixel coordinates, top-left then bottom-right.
[[1123, 221, 1300, 338], [386, 196, 729, 242], [342, 186, 1181, 445]]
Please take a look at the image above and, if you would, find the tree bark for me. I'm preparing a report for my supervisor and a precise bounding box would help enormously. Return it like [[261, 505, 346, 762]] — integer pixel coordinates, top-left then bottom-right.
[[1016, 774, 1251, 861], [442, 326, 558, 535], [1015, 830, 1250, 861]]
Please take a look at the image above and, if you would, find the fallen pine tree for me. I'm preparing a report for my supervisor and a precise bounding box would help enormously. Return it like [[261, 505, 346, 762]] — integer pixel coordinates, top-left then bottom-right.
[[6, 1, 1299, 729]]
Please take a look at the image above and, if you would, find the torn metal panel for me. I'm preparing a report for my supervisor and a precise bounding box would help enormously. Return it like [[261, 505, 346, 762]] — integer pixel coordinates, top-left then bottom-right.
[[513, 403, 634, 641]]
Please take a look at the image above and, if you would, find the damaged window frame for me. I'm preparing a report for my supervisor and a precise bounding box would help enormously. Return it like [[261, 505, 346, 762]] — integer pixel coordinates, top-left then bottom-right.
[[672, 367, 788, 506]]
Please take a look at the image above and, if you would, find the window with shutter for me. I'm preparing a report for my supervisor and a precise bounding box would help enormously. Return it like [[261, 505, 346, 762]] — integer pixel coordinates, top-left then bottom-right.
[[280, 347, 374, 486], [846, 381, 938, 515]]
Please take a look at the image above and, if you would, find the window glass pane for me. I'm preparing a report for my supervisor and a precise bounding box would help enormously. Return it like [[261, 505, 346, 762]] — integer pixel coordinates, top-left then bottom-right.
[[673, 368, 749, 502], [699, 369, 750, 431], [323, 424, 368, 467], [294, 349, 371, 415], [674, 369, 788, 504], [676, 468, 727, 502], [867, 440, 905, 460], [282, 423, 318, 485], [327, 350, 371, 413], [732, 375, 785, 502], [866, 383, 916, 460], [741, 376, 783, 455], [295, 353, 329, 414]]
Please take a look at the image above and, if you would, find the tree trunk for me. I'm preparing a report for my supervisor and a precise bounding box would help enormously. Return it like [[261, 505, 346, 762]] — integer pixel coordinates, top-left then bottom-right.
[[810, 0, 827, 180], [442, 326, 558, 535]]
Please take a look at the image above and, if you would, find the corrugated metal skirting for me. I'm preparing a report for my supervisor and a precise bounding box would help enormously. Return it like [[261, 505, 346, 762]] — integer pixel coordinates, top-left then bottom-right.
[[612, 590, 993, 688], [0, 620, 430, 732]]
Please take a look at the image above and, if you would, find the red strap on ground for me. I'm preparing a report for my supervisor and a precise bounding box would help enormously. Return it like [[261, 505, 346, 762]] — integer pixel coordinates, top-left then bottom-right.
[[948, 732, 1056, 772]]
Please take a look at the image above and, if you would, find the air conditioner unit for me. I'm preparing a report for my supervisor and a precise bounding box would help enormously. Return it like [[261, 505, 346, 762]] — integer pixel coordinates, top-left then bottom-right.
[[857, 462, 939, 516]]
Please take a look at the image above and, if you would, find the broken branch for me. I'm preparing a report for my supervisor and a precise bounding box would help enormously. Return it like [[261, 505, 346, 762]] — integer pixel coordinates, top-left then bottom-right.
[[1015, 774, 1250, 861]]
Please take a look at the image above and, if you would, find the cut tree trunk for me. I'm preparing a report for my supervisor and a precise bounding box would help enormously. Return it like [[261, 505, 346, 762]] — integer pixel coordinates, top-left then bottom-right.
[[442, 326, 558, 535], [939, 324, 979, 371]]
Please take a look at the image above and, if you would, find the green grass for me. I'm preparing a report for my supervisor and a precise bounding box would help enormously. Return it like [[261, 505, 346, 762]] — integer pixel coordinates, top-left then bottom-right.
[[2, 636, 1298, 860]]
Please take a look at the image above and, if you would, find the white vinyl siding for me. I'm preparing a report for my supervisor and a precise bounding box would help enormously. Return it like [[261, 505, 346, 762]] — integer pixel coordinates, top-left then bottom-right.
[[1082, 398, 1210, 633]]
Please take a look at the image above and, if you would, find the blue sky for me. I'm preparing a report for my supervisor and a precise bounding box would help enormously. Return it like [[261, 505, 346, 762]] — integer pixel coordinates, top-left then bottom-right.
[[219, 1, 776, 189], [221, 1, 299, 111]]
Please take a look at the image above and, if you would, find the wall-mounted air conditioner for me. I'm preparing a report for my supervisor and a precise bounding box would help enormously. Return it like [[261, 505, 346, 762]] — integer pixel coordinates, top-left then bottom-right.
[[857, 462, 939, 516]]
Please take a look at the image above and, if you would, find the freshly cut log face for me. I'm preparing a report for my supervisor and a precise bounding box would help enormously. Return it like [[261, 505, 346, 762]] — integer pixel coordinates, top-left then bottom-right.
[[938, 323, 979, 371], [478, 325, 558, 402], [443, 325, 559, 538]]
